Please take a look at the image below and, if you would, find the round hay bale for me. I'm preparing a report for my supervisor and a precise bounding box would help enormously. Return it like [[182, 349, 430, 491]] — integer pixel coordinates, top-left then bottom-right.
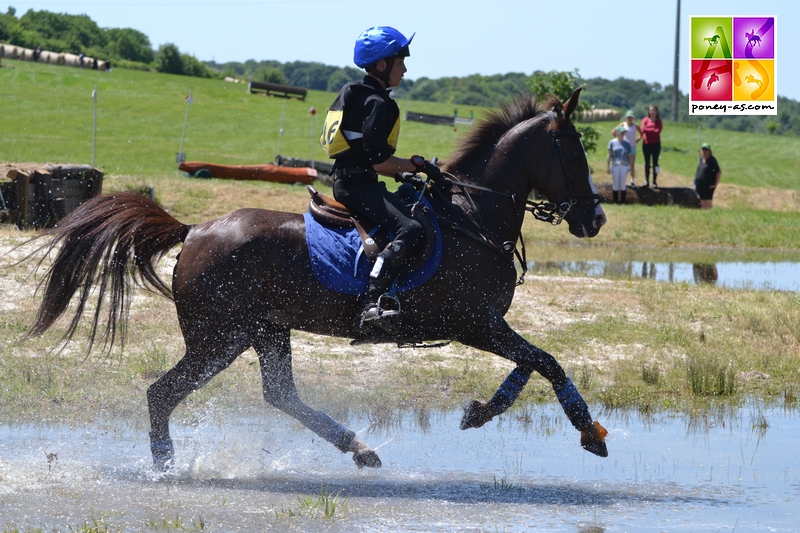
[[3, 45, 17, 59], [56, 52, 66, 66], [40, 50, 57, 64], [64, 53, 79, 67], [20, 47, 34, 61]]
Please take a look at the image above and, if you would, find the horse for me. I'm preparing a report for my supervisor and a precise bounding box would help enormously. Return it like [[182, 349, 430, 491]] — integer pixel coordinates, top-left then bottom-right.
[[745, 74, 762, 88], [745, 30, 761, 48], [21, 88, 609, 470]]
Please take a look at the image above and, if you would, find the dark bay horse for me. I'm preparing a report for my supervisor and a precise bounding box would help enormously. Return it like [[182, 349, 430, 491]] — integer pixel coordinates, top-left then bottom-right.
[[23, 88, 609, 469]]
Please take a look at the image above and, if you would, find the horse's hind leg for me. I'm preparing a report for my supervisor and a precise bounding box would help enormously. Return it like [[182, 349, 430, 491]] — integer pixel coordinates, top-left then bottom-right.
[[253, 324, 381, 468], [147, 330, 250, 469]]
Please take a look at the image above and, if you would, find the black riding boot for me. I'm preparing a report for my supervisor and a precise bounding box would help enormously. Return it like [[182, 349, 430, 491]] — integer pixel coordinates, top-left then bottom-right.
[[620, 190, 627, 204], [653, 170, 658, 188], [612, 190, 619, 204], [358, 241, 407, 333]]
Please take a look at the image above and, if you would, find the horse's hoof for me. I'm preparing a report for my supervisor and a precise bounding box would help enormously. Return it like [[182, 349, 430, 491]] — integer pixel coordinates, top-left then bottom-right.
[[353, 449, 382, 469], [150, 439, 174, 471], [460, 400, 491, 430], [580, 420, 609, 458]]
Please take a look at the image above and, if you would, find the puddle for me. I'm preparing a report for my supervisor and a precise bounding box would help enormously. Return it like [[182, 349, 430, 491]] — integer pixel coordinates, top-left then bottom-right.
[[526, 244, 800, 292], [530, 259, 800, 292], [1, 403, 798, 531]]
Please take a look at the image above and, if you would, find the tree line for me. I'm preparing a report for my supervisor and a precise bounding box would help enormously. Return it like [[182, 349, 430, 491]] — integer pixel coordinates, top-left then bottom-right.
[[0, 7, 212, 76], [3, 8, 797, 137]]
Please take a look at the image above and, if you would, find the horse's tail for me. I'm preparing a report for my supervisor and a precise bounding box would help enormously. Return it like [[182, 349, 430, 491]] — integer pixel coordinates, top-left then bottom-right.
[[24, 192, 190, 354]]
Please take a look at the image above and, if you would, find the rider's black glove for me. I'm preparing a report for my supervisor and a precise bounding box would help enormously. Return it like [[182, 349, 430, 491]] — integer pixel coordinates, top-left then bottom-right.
[[411, 155, 448, 190]]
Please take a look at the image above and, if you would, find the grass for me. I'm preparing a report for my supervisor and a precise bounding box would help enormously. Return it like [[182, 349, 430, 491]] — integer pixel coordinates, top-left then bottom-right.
[[274, 487, 347, 520], [1, 59, 800, 422]]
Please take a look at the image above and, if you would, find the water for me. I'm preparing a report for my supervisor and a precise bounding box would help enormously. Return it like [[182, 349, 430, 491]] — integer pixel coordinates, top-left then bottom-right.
[[2, 403, 798, 532], [529, 259, 800, 292]]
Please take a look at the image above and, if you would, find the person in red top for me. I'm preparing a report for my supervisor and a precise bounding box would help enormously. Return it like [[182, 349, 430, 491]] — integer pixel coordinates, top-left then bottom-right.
[[641, 105, 663, 188]]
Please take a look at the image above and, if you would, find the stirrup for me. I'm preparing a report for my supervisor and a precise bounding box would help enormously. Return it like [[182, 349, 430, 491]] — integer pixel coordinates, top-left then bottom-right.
[[362, 293, 401, 322], [360, 294, 401, 334]]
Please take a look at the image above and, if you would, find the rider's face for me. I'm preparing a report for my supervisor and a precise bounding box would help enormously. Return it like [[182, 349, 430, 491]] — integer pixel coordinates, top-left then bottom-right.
[[388, 57, 407, 88]]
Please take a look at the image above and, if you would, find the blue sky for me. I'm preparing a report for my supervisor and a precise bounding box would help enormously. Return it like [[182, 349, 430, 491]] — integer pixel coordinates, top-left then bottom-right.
[[10, 0, 799, 100]]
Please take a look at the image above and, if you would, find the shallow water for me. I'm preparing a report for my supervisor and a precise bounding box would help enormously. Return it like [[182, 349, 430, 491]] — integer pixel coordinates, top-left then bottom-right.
[[1, 403, 798, 532], [529, 259, 800, 292]]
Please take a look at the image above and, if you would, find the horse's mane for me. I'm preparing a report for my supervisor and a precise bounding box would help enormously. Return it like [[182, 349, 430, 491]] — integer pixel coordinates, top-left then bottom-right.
[[445, 93, 564, 175]]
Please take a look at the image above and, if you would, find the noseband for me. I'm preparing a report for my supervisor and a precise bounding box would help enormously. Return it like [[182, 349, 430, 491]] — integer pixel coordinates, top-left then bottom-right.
[[526, 125, 599, 225]]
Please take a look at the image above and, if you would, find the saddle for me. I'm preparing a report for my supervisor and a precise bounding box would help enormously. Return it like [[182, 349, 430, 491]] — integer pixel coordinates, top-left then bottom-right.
[[306, 185, 436, 272]]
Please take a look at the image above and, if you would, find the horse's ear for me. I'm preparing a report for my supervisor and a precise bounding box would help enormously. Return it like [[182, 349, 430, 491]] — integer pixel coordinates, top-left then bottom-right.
[[563, 87, 582, 120]]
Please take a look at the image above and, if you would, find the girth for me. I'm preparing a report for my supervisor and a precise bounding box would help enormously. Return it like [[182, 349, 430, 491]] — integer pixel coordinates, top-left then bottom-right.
[[306, 185, 435, 272]]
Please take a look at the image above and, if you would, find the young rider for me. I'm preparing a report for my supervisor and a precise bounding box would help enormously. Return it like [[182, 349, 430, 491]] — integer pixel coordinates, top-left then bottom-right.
[[320, 26, 443, 334]]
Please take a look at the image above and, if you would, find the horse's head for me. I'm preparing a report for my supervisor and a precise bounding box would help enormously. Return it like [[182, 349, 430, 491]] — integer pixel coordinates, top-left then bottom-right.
[[531, 88, 606, 238], [444, 89, 606, 240]]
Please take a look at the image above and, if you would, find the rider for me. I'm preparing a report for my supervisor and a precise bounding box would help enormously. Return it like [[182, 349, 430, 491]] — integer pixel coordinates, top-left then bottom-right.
[[320, 26, 443, 333]]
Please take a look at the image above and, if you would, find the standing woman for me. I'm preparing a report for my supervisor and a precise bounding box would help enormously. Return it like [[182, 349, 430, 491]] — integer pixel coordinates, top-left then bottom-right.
[[607, 125, 632, 204], [694, 142, 722, 209], [612, 110, 642, 187], [641, 105, 663, 188]]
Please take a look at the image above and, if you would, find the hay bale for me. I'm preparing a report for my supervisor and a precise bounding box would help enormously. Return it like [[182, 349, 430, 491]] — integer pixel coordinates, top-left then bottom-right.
[[580, 109, 621, 123], [2, 44, 17, 59], [40, 50, 57, 64], [63, 53, 79, 67], [19, 47, 34, 61]]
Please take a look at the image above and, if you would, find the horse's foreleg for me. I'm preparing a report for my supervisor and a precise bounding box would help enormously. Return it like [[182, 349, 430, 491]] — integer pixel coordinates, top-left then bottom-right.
[[460, 314, 608, 457], [147, 331, 250, 469], [253, 325, 381, 468]]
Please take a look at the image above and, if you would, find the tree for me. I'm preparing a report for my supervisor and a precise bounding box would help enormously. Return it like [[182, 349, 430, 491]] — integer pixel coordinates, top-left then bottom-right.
[[155, 43, 183, 74], [530, 69, 599, 153], [106, 28, 153, 63], [253, 66, 287, 85]]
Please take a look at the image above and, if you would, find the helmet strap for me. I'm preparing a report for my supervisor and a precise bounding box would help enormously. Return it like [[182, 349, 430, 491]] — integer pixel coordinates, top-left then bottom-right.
[[367, 56, 396, 87]]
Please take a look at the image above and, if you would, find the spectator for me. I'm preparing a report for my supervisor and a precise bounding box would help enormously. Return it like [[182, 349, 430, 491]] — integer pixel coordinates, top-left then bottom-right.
[[78, 52, 85, 68], [641, 105, 663, 188], [612, 110, 642, 187], [34, 45, 42, 62], [607, 125, 632, 204], [694, 142, 721, 209]]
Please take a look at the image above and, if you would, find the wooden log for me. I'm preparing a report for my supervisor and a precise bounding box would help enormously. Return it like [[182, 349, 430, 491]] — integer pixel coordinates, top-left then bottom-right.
[[595, 182, 700, 208], [179, 161, 317, 185], [405, 111, 454, 126], [274, 156, 333, 186], [247, 81, 307, 100]]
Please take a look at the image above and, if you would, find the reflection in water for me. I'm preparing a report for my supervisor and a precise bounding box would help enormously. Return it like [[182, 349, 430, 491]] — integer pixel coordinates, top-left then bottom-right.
[[529, 259, 800, 292], [693, 263, 719, 285]]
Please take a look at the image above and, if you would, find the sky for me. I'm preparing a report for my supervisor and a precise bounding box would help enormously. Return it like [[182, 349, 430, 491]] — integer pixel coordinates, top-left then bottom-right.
[[9, 0, 800, 100]]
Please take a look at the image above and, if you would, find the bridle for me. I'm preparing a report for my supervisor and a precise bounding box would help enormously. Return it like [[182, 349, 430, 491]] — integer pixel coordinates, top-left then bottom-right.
[[413, 114, 600, 285]]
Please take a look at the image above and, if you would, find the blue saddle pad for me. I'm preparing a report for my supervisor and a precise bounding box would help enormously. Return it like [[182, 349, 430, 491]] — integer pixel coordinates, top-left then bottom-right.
[[304, 195, 442, 296]]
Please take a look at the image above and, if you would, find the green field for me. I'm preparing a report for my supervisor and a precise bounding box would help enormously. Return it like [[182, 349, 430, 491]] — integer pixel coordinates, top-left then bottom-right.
[[2, 58, 799, 191]]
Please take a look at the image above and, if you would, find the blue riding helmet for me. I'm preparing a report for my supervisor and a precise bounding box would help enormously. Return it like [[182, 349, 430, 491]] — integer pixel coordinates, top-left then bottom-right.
[[354, 26, 414, 68]]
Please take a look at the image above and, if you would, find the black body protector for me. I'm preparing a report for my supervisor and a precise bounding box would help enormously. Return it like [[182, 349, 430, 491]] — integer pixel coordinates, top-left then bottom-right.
[[320, 76, 424, 333]]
